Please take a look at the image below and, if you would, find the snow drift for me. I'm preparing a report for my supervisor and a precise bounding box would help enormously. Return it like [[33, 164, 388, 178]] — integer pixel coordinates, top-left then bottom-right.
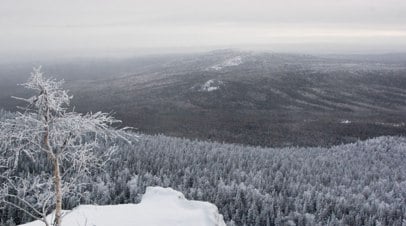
[[20, 186, 226, 226]]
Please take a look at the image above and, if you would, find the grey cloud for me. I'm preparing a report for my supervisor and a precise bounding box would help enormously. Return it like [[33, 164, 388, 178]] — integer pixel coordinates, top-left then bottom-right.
[[1, 0, 405, 60]]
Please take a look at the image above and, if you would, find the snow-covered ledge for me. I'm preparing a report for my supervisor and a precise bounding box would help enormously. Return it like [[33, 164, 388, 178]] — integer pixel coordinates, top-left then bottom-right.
[[20, 186, 226, 226]]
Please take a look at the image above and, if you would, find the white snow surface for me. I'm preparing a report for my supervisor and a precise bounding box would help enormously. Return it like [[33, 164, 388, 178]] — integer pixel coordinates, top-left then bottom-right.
[[209, 56, 243, 70], [20, 186, 226, 226], [200, 79, 224, 92]]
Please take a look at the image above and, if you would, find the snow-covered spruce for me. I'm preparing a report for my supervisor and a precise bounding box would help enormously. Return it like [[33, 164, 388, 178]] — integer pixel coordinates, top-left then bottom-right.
[[20, 187, 226, 226], [2, 113, 406, 225]]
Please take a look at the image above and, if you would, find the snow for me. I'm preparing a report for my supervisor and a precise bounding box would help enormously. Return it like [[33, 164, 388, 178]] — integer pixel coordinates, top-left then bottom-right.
[[374, 122, 405, 127], [222, 56, 243, 67], [200, 79, 224, 92], [340, 120, 351, 124], [20, 187, 226, 226], [209, 56, 243, 70]]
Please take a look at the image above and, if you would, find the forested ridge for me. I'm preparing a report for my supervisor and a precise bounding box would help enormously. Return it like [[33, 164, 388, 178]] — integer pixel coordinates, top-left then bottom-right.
[[2, 51, 406, 148], [1, 110, 405, 226]]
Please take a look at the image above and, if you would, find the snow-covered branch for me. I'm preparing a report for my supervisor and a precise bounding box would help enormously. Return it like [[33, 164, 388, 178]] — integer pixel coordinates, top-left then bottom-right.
[[0, 67, 130, 226]]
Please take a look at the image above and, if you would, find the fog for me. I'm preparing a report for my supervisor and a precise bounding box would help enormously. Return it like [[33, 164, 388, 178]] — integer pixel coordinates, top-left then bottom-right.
[[1, 0, 406, 61]]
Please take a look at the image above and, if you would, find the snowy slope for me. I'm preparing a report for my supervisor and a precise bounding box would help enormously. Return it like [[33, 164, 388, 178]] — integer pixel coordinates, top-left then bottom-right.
[[20, 187, 226, 226], [209, 56, 243, 70]]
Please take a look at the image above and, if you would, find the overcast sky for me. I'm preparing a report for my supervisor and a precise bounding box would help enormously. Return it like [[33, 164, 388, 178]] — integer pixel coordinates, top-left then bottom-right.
[[1, 0, 406, 60]]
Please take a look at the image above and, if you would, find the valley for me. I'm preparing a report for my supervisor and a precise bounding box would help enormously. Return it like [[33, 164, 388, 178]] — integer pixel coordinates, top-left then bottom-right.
[[1, 50, 406, 147]]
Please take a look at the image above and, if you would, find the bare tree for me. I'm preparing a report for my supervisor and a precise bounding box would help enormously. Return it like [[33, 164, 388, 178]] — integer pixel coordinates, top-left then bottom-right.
[[0, 67, 128, 226]]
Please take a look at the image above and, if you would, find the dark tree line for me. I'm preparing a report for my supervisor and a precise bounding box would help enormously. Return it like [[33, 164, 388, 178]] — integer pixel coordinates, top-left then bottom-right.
[[1, 110, 405, 226]]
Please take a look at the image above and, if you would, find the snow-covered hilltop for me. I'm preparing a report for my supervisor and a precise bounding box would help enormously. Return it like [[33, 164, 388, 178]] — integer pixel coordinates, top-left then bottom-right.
[[20, 187, 226, 226]]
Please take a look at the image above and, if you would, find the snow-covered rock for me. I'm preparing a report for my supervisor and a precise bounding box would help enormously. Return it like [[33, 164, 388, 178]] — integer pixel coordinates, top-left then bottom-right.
[[200, 79, 224, 92], [20, 186, 226, 226]]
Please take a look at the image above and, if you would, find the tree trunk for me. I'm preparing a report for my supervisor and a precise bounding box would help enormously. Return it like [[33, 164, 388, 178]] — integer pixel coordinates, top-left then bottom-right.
[[44, 127, 62, 226], [53, 157, 62, 226], [42, 91, 63, 226]]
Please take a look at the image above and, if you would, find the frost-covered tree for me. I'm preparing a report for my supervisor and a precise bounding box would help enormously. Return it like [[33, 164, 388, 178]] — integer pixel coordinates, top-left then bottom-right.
[[0, 67, 128, 226]]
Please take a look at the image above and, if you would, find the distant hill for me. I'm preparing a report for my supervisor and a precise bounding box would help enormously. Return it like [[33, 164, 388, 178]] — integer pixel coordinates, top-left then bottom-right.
[[1, 50, 406, 147]]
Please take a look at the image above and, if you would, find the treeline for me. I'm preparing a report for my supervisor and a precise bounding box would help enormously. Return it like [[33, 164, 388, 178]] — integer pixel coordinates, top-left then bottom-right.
[[1, 111, 406, 225]]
